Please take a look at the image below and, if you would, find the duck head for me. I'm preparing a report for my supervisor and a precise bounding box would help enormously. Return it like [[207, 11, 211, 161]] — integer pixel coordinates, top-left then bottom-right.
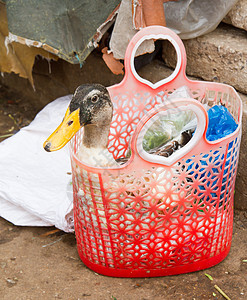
[[43, 84, 113, 152]]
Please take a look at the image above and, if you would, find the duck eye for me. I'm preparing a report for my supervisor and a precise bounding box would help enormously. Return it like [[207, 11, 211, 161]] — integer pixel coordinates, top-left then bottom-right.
[[91, 95, 99, 103]]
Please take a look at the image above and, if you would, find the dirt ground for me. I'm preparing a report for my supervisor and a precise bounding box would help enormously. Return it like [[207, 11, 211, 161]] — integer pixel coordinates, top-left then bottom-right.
[[0, 68, 247, 300], [0, 211, 246, 300]]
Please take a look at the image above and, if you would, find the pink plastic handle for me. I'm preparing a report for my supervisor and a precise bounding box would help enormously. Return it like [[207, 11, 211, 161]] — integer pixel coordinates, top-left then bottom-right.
[[130, 98, 209, 166], [124, 26, 187, 89]]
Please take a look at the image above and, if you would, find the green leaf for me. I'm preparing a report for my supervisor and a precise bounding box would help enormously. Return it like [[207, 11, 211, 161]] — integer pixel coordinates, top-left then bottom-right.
[[205, 273, 214, 281]]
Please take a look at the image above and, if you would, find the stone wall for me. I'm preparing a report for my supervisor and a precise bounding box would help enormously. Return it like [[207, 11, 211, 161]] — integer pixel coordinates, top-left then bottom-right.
[[224, 0, 247, 31]]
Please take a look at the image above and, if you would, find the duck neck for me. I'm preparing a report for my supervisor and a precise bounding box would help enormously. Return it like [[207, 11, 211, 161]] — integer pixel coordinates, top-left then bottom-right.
[[82, 123, 110, 149]]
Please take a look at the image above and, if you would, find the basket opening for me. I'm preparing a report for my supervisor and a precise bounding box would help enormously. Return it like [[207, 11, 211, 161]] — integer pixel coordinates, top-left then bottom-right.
[[135, 39, 177, 85], [142, 108, 197, 158]]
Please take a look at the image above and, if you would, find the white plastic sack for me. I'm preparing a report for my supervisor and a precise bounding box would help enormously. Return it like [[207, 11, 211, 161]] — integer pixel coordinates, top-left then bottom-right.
[[0, 95, 74, 232], [110, 0, 238, 59], [164, 0, 238, 39]]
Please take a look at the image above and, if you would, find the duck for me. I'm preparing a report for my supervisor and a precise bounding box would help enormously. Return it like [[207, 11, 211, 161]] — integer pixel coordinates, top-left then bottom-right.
[[43, 83, 194, 166], [43, 83, 118, 167]]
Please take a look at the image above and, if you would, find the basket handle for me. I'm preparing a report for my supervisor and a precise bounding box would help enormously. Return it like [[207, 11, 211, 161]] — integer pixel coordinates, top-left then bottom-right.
[[124, 25, 187, 89], [129, 98, 209, 167]]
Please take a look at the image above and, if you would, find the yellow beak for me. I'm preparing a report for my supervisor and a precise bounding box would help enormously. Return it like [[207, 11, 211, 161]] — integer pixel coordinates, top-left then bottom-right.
[[43, 107, 81, 151]]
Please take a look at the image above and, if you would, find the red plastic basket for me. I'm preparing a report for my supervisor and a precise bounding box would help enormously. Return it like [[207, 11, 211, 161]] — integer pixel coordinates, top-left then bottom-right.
[[70, 26, 242, 277]]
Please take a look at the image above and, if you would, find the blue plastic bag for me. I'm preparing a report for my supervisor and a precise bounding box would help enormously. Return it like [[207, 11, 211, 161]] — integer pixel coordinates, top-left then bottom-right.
[[186, 105, 238, 206], [206, 105, 238, 141]]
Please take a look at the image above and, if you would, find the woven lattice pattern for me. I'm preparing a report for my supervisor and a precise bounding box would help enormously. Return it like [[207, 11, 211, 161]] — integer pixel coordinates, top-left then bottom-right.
[[107, 86, 240, 160], [72, 133, 239, 271], [71, 82, 241, 276], [108, 90, 164, 159]]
